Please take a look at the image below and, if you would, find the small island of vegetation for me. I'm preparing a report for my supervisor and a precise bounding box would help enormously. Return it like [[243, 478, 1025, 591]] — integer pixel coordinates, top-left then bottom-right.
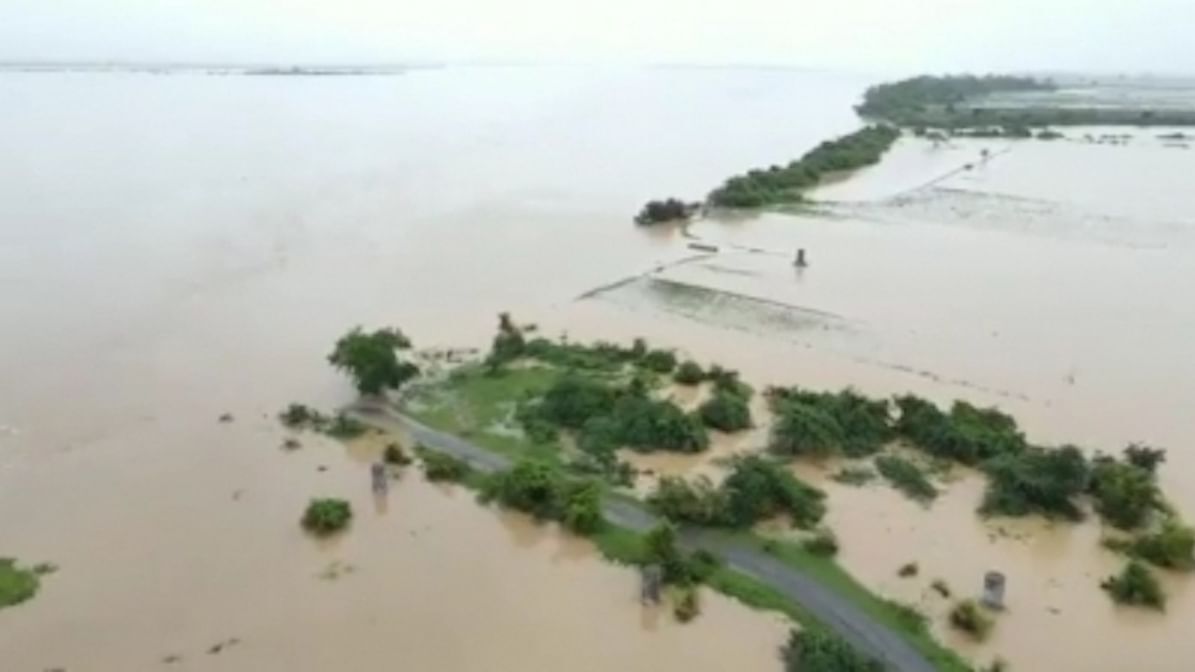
[[634, 198, 701, 225]]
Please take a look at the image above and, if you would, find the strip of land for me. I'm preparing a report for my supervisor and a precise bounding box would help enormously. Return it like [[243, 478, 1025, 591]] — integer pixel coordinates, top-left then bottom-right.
[[348, 401, 938, 672]]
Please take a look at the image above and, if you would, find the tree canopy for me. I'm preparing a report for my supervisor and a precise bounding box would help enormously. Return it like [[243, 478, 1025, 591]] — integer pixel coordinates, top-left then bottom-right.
[[328, 327, 418, 395]]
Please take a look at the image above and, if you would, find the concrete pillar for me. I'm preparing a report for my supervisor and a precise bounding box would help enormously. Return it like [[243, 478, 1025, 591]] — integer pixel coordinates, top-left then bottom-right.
[[982, 571, 1006, 610], [794, 248, 808, 268]]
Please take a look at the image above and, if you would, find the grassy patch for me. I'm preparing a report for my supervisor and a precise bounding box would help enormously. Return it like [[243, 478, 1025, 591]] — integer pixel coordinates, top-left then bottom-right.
[[0, 558, 41, 610]]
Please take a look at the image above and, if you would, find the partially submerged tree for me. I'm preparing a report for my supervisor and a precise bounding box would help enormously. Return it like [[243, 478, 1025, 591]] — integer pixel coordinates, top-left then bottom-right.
[[1101, 560, 1165, 610], [328, 327, 418, 395], [782, 630, 882, 672]]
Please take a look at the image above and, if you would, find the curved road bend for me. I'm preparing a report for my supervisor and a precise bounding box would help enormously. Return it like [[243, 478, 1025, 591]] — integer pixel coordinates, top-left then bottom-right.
[[349, 402, 937, 672]]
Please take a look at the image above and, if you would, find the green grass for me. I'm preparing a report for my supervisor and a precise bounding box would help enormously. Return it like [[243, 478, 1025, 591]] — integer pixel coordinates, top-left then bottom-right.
[[0, 558, 41, 610], [408, 365, 565, 464]]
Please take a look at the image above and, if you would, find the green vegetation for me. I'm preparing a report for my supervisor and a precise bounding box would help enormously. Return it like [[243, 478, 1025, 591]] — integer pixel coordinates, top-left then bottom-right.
[[1127, 520, 1195, 570], [980, 445, 1088, 520], [803, 528, 840, 557], [673, 360, 705, 385], [858, 74, 1195, 129], [634, 198, 699, 225], [875, 455, 938, 503], [383, 442, 412, 466], [949, 599, 994, 640], [1101, 560, 1164, 610], [898, 562, 919, 578], [931, 579, 952, 598], [893, 396, 1025, 465], [709, 126, 899, 208], [0, 558, 41, 610], [481, 458, 605, 534], [648, 455, 826, 529], [324, 412, 368, 439], [770, 387, 892, 457], [301, 498, 353, 535], [832, 466, 876, 486], [641, 349, 678, 374], [526, 374, 709, 454], [416, 446, 473, 482], [782, 629, 882, 672], [279, 402, 327, 429], [328, 326, 418, 395], [698, 390, 752, 432], [1089, 452, 1162, 529], [672, 584, 702, 622], [1123, 443, 1166, 474]]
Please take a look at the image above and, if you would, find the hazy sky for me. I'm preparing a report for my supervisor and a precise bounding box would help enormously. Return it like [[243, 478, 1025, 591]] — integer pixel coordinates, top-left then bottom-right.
[[2, 0, 1192, 74]]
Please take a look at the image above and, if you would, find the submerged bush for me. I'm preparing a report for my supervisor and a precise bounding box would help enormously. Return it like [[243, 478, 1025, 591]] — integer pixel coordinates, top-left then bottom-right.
[[980, 445, 1089, 519], [771, 387, 891, 457], [721, 455, 826, 529], [698, 391, 752, 432], [673, 361, 705, 385], [279, 403, 327, 429], [875, 455, 937, 503], [482, 458, 605, 534], [893, 396, 1025, 464], [648, 476, 728, 526], [1130, 520, 1195, 570], [803, 528, 840, 556], [782, 629, 882, 672], [1101, 560, 1164, 609], [1089, 456, 1160, 529], [672, 585, 702, 622], [383, 442, 412, 466], [832, 466, 876, 486], [301, 499, 353, 535], [324, 413, 368, 439], [641, 349, 678, 374], [417, 447, 472, 482], [769, 401, 845, 458], [635, 198, 698, 225], [0, 558, 41, 609], [949, 599, 994, 640]]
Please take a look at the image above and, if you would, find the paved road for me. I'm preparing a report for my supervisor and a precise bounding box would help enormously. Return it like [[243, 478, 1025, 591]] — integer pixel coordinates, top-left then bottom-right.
[[349, 402, 938, 672]]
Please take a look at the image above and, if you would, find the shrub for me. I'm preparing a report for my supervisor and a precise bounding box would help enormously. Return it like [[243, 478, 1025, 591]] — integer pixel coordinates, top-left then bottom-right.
[[875, 455, 937, 503], [279, 403, 326, 429], [772, 387, 891, 457], [328, 326, 418, 395], [673, 585, 701, 622], [1101, 560, 1164, 609], [803, 528, 839, 556], [980, 445, 1088, 519], [383, 442, 412, 466], [1130, 520, 1195, 570], [721, 455, 826, 529], [641, 349, 678, 374], [769, 401, 845, 458], [931, 579, 952, 598], [949, 599, 994, 640], [486, 312, 526, 370], [673, 361, 705, 385], [832, 466, 876, 486], [1089, 456, 1160, 529], [898, 562, 919, 578], [301, 499, 353, 535], [324, 413, 368, 439], [894, 396, 1025, 464], [648, 476, 728, 526], [1123, 443, 1166, 473], [635, 198, 697, 225], [698, 391, 752, 432], [0, 558, 41, 609], [538, 375, 618, 429], [614, 395, 709, 453], [781, 629, 882, 672], [560, 481, 605, 534], [418, 448, 472, 482]]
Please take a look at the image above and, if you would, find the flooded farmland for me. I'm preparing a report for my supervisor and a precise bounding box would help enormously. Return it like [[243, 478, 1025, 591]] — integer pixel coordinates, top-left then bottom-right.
[[2, 66, 1194, 671]]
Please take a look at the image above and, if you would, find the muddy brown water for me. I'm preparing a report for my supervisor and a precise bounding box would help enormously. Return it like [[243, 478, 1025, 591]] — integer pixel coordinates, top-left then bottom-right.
[[3, 68, 1195, 671]]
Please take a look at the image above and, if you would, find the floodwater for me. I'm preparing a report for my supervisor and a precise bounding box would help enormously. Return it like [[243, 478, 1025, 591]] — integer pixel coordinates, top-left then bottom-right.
[[2, 67, 1195, 671]]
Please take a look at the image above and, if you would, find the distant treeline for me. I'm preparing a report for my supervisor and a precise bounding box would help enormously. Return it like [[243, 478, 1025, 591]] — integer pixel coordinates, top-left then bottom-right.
[[858, 74, 1195, 128]]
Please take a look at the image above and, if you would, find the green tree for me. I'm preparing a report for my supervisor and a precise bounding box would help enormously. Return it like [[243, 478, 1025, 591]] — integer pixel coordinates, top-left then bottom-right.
[[301, 499, 353, 535], [698, 391, 752, 432], [1090, 457, 1160, 529], [770, 402, 844, 457], [1101, 560, 1164, 609], [328, 327, 418, 395], [782, 630, 881, 672]]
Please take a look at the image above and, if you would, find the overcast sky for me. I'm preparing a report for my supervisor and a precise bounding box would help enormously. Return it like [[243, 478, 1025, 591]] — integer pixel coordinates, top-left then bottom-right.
[[2, 0, 1192, 74]]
